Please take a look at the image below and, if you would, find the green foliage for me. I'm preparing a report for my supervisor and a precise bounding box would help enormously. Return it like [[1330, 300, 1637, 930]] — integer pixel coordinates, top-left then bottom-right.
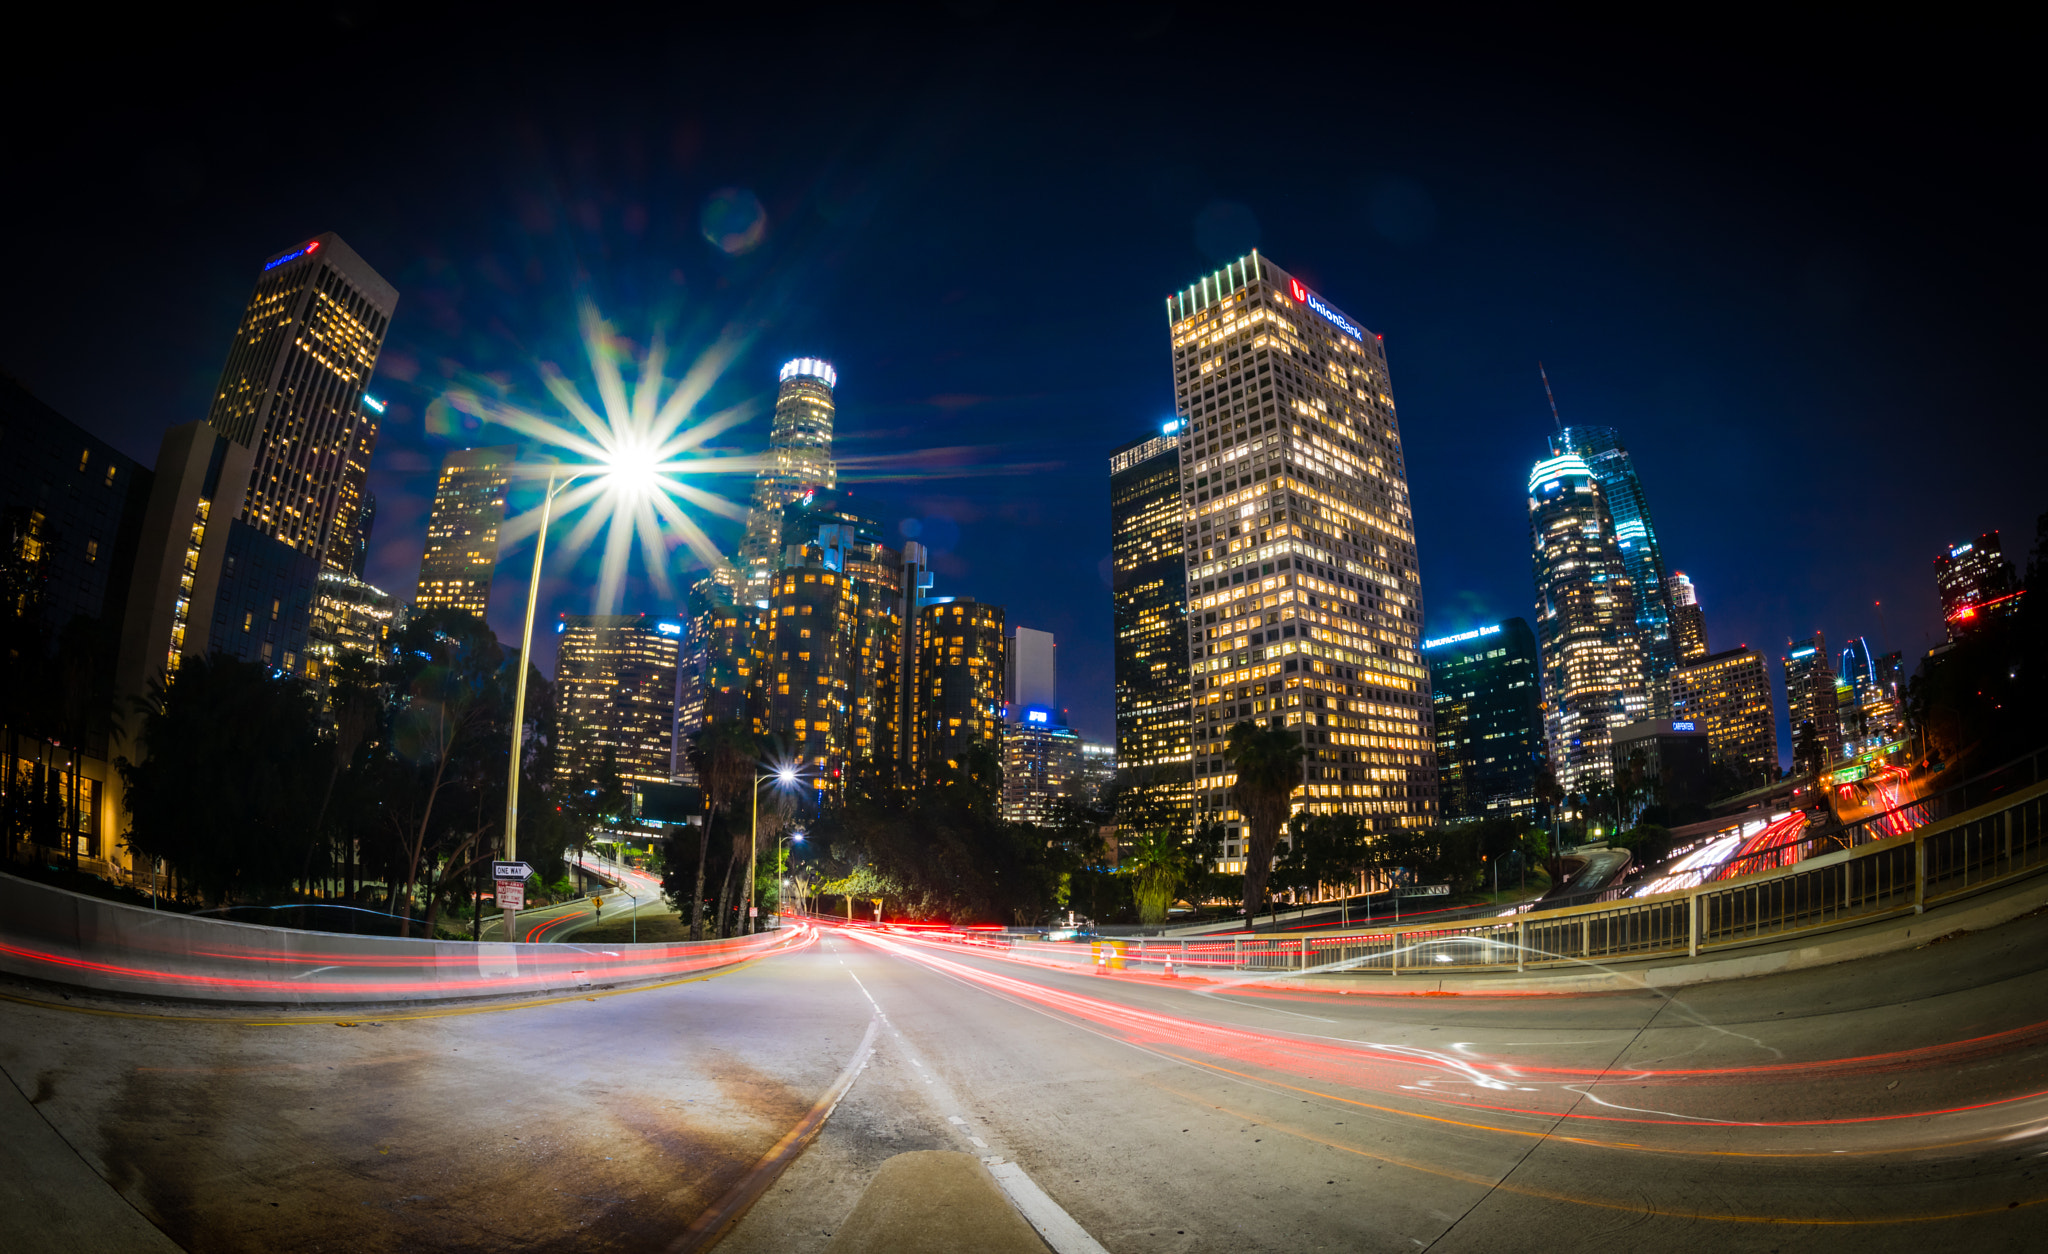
[[1274, 812, 1372, 898], [1125, 824, 1219, 925], [120, 657, 328, 904]]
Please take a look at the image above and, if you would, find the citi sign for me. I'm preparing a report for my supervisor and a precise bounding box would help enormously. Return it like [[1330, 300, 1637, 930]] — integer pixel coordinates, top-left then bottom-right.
[[1288, 278, 1362, 341], [264, 239, 322, 270]]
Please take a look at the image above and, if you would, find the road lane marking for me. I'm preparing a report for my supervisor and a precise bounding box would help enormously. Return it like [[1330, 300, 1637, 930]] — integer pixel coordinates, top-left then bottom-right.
[[667, 1012, 882, 1252], [986, 1161, 1111, 1254]]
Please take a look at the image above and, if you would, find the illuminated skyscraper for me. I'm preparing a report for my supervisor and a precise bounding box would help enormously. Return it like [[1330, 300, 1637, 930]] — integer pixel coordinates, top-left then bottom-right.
[[1668, 571, 1708, 662], [1553, 425, 1676, 689], [554, 614, 681, 791], [1110, 427, 1191, 834], [1934, 532, 2022, 639], [1782, 632, 1841, 768], [1425, 618, 1545, 822], [1169, 252, 1435, 869], [912, 598, 1006, 789], [739, 358, 837, 598], [1668, 645, 1778, 789], [206, 234, 397, 576], [1529, 451, 1649, 793], [413, 447, 514, 618], [1002, 711, 1081, 826]]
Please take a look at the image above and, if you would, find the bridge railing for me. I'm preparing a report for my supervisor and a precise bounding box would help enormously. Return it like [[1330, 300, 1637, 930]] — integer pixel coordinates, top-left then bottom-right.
[[831, 775, 2048, 978]]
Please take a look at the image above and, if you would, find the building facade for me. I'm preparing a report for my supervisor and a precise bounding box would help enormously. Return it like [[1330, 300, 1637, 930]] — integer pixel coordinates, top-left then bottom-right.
[[1169, 253, 1435, 870], [1668, 571, 1707, 663], [307, 571, 400, 679], [1529, 450, 1649, 793], [1006, 625, 1057, 714], [1425, 618, 1545, 824], [1783, 632, 1842, 768], [765, 558, 861, 800], [1002, 712, 1081, 826], [553, 614, 681, 791], [1667, 645, 1779, 790], [1109, 428, 1192, 835], [1607, 717, 1712, 827], [1934, 532, 2022, 639], [912, 598, 1006, 789], [739, 358, 837, 597], [205, 234, 397, 577], [414, 446, 514, 617], [1554, 426, 1676, 689]]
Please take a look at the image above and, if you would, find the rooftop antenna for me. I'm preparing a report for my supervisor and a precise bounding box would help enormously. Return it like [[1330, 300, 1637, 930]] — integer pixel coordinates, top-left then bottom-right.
[[1539, 362, 1564, 433]]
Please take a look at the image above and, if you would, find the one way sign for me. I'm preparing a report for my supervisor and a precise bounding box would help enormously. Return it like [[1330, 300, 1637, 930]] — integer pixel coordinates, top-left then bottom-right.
[[492, 861, 534, 881]]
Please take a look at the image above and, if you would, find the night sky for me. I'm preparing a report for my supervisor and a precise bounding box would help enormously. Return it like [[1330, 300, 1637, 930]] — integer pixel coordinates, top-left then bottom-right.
[[6, 11, 2038, 759]]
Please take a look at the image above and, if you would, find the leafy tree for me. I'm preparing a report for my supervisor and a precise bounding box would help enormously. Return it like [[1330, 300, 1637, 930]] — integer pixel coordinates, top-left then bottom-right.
[[1224, 720, 1306, 921], [120, 657, 327, 905], [1125, 826, 1217, 926]]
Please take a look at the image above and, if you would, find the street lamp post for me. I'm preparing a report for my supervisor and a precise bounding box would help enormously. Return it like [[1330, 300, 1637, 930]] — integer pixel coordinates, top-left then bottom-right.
[[501, 470, 586, 944], [772, 831, 805, 924], [746, 766, 800, 935]]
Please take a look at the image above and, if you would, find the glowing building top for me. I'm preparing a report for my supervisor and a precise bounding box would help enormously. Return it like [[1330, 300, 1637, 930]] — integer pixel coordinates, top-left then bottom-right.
[[778, 357, 838, 389]]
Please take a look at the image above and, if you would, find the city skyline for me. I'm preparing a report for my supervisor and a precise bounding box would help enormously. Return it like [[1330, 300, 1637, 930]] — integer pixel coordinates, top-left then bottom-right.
[[4, 15, 2036, 763]]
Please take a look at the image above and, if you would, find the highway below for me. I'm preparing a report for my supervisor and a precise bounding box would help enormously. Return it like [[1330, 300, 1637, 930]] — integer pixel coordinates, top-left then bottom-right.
[[6, 906, 2048, 1252]]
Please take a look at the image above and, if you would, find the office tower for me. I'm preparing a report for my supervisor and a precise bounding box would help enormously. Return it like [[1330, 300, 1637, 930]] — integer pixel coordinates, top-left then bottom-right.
[[1109, 427, 1192, 841], [911, 598, 1005, 788], [1169, 252, 1435, 867], [306, 572, 399, 677], [1607, 718, 1712, 827], [1, 376, 154, 868], [341, 490, 376, 580], [1529, 450, 1650, 793], [1003, 711, 1081, 825], [0, 375, 152, 669], [1075, 741, 1118, 803], [206, 234, 397, 576], [1837, 636, 1902, 756], [1783, 633, 1842, 769], [1109, 426, 1192, 833], [1006, 626, 1057, 714], [765, 556, 861, 799], [1935, 533, 2022, 638], [1424, 618, 1546, 823], [1553, 425, 1676, 690], [1668, 572, 1708, 662], [553, 614, 681, 791], [738, 358, 837, 598], [414, 447, 514, 617], [1667, 645, 1779, 790]]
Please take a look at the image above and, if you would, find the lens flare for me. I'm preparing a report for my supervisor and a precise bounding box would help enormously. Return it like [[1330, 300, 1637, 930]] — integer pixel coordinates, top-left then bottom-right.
[[459, 302, 765, 613]]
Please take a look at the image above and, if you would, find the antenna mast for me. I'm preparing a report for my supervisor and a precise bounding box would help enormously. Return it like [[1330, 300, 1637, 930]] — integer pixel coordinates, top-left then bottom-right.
[[1539, 362, 1563, 433]]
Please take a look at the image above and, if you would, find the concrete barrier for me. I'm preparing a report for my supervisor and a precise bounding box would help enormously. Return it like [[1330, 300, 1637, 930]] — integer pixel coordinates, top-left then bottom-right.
[[0, 875, 800, 1006]]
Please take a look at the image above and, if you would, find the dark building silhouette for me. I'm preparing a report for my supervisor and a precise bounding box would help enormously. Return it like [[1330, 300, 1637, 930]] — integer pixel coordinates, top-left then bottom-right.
[[1425, 617, 1546, 823]]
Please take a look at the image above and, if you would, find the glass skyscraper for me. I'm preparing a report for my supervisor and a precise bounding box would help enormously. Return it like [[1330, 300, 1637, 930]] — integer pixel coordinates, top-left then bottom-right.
[[1169, 252, 1436, 868], [206, 233, 397, 577], [1554, 426, 1676, 688], [1425, 618, 1546, 823], [739, 358, 837, 599], [414, 446, 514, 617], [1110, 427, 1191, 834], [1529, 450, 1649, 792]]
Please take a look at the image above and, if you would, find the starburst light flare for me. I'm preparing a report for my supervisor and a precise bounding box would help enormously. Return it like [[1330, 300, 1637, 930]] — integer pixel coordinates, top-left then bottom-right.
[[463, 302, 767, 613]]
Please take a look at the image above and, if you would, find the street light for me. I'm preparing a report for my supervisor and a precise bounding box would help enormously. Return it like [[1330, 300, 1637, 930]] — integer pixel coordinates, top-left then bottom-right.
[[499, 444, 666, 942], [773, 831, 806, 922], [745, 765, 804, 935]]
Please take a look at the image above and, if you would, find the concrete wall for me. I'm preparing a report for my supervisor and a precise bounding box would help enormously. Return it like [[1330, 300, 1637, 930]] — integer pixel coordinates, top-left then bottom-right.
[[0, 875, 792, 1006]]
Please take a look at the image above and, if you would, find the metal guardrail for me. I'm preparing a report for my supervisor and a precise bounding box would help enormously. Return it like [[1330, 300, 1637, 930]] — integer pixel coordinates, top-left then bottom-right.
[[845, 774, 2048, 978]]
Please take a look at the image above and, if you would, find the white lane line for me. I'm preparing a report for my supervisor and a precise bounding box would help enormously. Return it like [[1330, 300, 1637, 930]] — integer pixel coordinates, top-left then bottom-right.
[[947, 1115, 966, 1124], [968, 1136, 988, 1149], [987, 1161, 1110, 1254]]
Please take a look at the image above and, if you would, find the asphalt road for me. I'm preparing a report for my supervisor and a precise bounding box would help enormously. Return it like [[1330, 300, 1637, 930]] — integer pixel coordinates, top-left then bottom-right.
[[6, 907, 2048, 1252]]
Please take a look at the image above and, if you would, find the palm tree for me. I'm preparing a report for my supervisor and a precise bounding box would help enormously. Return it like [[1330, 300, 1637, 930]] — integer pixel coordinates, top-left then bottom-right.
[[1225, 720, 1307, 923], [691, 723, 756, 941]]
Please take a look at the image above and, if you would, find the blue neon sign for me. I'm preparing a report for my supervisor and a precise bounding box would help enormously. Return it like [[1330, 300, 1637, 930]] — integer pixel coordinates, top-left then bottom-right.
[[1671, 720, 1697, 732], [264, 240, 320, 270]]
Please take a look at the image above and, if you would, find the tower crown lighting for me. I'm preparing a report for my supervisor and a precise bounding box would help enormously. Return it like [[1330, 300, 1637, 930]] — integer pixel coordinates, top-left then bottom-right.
[[779, 358, 837, 388]]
